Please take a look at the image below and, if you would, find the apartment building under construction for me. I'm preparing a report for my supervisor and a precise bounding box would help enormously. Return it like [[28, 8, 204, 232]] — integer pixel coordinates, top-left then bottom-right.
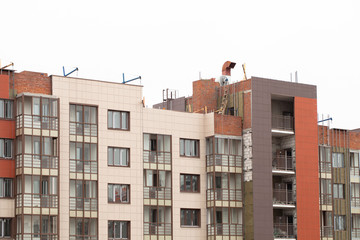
[[0, 61, 359, 240]]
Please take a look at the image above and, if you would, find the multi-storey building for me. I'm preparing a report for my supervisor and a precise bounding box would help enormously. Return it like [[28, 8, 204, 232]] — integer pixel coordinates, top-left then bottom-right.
[[0, 61, 358, 240]]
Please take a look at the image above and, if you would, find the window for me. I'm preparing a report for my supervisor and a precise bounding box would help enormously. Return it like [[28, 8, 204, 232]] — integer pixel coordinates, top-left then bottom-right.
[[108, 147, 129, 167], [333, 153, 344, 168], [70, 104, 97, 136], [70, 142, 97, 173], [0, 219, 11, 237], [70, 218, 97, 240], [108, 221, 129, 239], [0, 178, 13, 198], [69, 180, 97, 211], [0, 139, 12, 159], [0, 99, 13, 119], [108, 110, 129, 130], [320, 179, 332, 205], [333, 184, 345, 199], [108, 184, 130, 203], [334, 215, 346, 230], [180, 174, 199, 193], [180, 139, 199, 157], [181, 209, 200, 227], [143, 134, 171, 164]]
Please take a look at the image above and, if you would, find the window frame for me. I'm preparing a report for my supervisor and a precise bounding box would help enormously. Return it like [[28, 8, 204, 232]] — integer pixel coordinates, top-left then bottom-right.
[[333, 183, 345, 199], [0, 218, 11, 237], [0, 138, 13, 159], [107, 147, 130, 167], [107, 110, 130, 131], [180, 174, 200, 193], [180, 208, 201, 227], [334, 215, 346, 231], [0, 178, 13, 198], [332, 152, 345, 168], [108, 184, 130, 204], [0, 99, 13, 119], [108, 220, 130, 239], [180, 138, 200, 158]]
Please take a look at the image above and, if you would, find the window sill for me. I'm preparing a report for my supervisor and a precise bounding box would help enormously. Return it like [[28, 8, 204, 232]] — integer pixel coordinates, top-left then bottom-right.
[[108, 165, 130, 168], [179, 155, 200, 159], [108, 201, 130, 204], [180, 191, 200, 194], [108, 128, 130, 131], [180, 225, 200, 228]]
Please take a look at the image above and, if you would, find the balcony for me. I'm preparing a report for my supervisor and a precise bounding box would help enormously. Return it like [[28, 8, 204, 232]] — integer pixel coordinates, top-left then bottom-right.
[[320, 162, 332, 173], [206, 155, 242, 167], [143, 151, 171, 165], [16, 154, 58, 169], [352, 197, 360, 208], [320, 193, 332, 206], [144, 222, 171, 236], [272, 115, 294, 136], [273, 189, 295, 208], [272, 156, 295, 175], [207, 224, 243, 237], [273, 223, 295, 239], [321, 226, 333, 238], [16, 115, 58, 130], [353, 228, 360, 239], [206, 189, 242, 202], [144, 187, 171, 200]]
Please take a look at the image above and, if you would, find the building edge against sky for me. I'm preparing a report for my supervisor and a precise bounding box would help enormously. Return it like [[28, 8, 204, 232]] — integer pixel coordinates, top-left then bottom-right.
[[0, 62, 359, 240]]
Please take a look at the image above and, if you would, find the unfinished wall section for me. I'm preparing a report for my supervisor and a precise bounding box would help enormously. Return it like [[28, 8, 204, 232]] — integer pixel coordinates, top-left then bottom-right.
[[214, 114, 242, 136], [14, 71, 52, 95], [192, 78, 219, 113]]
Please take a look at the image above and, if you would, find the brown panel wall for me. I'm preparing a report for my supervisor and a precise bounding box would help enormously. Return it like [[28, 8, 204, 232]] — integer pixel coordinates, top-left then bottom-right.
[[251, 77, 317, 240], [294, 97, 320, 240]]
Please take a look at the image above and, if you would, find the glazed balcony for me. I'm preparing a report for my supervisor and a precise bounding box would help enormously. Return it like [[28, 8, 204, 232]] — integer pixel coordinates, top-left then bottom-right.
[[273, 223, 295, 239], [143, 151, 171, 165], [16, 114, 59, 130], [206, 189, 242, 202], [352, 228, 360, 239], [207, 224, 243, 237], [320, 193, 332, 206], [273, 189, 295, 208], [16, 154, 58, 169]]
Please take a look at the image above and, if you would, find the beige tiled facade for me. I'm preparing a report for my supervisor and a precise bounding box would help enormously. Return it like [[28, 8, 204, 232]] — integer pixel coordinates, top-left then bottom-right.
[[51, 76, 215, 239]]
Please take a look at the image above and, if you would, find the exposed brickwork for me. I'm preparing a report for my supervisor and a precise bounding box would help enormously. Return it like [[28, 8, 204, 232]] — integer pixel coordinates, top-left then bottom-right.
[[192, 78, 219, 113], [350, 131, 360, 150], [243, 90, 252, 129], [14, 71, 51, 95], [214, 114, 242, 136], [0, 75, 9, 98]]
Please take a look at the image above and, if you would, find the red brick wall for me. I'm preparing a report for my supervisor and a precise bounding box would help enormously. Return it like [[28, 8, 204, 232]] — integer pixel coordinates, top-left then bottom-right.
[[15, 71, 51, 95], [295, 97, 320, 240], [214, 114, 242, 136], [0, 75, 9, 98], [192, 78, 219, 112], [350, 131, 360, 150], [0, 160, 15, 178]]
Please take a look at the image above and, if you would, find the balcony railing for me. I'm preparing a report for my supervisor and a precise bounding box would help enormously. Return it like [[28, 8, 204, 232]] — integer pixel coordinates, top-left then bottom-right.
[[352, 197, 360, 208], [16, 154, 58, 169], [22, 194, 58, 208], [207, 224, 243, 236], [351, 167, 360, 176], [352, 228, 360, 238], [144, 187, 171, 200], [16, 115, 58, 130], [273, 223, 295, 238], [272, 115, 294, 131], [144, 223, 171, 235], [321, 226, 333, 237], [69, 198, 97, 211], [69, 160, 97, 174], [143, 151, 171, 165], [272, 156, 294, 172], [206, 189, 242, 201], [206, 155, 242, 168], [320, 193, 332, 205], [69, 122, 97, 136], [320, 162, 332, 173], [273, 189, 294, 205]]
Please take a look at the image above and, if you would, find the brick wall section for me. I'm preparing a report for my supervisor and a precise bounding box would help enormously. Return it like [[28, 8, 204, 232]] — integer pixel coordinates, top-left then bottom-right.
[[192, 78, 219, 112], [350, 131, 360, 150], [214, 114, 242, 136], [318, 125, 329, 145], [14, 71, 52, 95]]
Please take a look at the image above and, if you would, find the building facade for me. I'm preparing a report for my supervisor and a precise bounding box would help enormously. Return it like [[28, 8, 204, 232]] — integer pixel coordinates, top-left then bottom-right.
[[0, 62, 358, 240]]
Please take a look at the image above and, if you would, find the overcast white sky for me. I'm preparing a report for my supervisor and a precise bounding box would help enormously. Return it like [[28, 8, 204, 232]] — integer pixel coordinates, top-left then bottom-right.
[[1, 0, 359, 129]]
